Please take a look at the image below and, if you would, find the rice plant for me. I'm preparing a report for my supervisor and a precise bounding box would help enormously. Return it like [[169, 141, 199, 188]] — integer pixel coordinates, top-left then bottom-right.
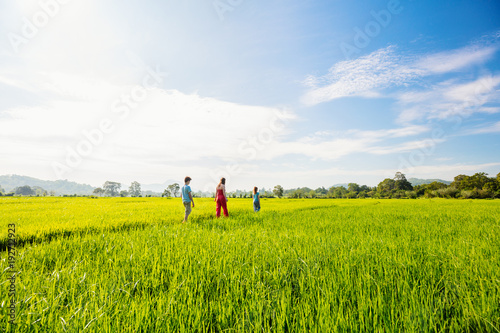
[[1, 197, 499, 332]]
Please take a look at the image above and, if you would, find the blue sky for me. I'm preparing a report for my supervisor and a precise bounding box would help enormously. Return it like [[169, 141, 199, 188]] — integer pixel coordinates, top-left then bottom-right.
[[0, 0, 499, 191]]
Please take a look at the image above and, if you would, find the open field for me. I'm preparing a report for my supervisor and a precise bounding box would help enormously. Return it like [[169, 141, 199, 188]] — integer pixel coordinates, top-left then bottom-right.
[[1, 197, 500, 332]]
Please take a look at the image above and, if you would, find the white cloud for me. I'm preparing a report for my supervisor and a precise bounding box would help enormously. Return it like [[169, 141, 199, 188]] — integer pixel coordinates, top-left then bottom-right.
[[247, 125, 432, 161], [0, 74, 39, 93], [416, 46, 496, 74], [0, 74, 430, 183], [301, 46, 423, 105], [1, 57, 438, 186], [435, 157, 453, 162], [444, 76, 500, 102], [302, 43, 499, 106], [396, 75, 500, 123], [297, 125, 428, 144], [369, 138, 443, 155], [0, 75, 295, 184], [349, 125, 430, 139], [468, 121, 500, 134], [106, 89, 294, 163]]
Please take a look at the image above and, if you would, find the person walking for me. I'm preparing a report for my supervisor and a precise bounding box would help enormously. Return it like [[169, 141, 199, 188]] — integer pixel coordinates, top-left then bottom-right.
[[215, 177, 229, 218], [253, 187, 261, 212], [181, 176, 194, 223]]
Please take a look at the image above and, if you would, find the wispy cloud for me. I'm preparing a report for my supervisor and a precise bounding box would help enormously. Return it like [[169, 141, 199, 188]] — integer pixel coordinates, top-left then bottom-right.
[[302, 41, 499, 106], [348, 125, 430, 139], [468, 121, 500, 134], [253, 125, 432, 161], [369, 138, 444, 155], [415, 46, 497, 74], [301, 46, 422, 105], [396, 75, 500, 123]]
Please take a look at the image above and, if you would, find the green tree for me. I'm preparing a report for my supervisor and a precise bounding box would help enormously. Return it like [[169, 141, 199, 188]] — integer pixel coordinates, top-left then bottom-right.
[[453, 172, 492, 192], [452, 174, 468, 190], [167, 183, 180, 197], [482, 182, 493, 192], [33, 186, 48, 196], [290, 189, 305, 198], [93, 187, 104, 196], [328, 186, 347, 198], [357, 191, 367, 198], [308, 190, 316, 198], [103, 181, 121, 197], [394, 172, 413, 191], [348, 183, 361, 193], [119, 190, 129, 197], [377, 178, 396, 194], [426, 181, 448, 191], [469, 172, 490, 189], [315, 187, 328, 196], [360, 185, 370, 192], [346, 191, 357, 199], [129, 181, 141, 197], [15, 185, 34, 196], [482, 181, 497, 197], [162, 189, 171, 197], [496, 172, 500, 198], [0, 185, 4, 194], [273, 185, 284, 198]]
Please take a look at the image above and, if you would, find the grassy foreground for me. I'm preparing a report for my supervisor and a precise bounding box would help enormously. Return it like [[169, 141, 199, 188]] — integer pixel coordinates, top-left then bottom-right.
[[1, 197, 500, 332]]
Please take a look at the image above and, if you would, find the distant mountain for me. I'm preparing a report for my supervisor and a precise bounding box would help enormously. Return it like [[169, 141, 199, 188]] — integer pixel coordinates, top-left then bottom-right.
[[0, 175, 95, 195], [330, 183, 349, 188], [408, 178, 452, 186]]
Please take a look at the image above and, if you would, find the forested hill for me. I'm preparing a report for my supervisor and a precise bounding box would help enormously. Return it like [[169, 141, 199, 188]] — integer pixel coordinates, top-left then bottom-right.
[[0, 175, 95, 195], [408, 178, 452, 186]]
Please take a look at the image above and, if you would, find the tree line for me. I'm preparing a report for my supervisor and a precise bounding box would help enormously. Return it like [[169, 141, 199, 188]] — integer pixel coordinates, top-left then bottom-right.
[[282, 172, 500, 199], [91, 181, 144, 197], [92, 181, 182, 198], [0, 184, 55, 197], [2, 171, 499, 199]]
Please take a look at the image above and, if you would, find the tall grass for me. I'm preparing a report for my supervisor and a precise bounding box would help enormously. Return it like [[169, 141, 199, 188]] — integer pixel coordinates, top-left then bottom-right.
[[1, 198, 499, 332]]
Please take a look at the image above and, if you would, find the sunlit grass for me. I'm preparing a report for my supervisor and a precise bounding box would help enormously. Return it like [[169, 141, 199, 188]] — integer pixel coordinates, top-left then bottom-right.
[[1, 197, 499, 332]]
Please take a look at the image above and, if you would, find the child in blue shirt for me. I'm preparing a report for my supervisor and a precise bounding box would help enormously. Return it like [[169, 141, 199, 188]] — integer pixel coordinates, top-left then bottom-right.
[[253, 187, 260, 212], [181, 176, 194, 223]]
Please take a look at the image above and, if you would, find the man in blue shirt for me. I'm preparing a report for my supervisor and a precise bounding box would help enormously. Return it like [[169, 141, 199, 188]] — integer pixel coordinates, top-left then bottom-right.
[[181, 176, 195, 223]]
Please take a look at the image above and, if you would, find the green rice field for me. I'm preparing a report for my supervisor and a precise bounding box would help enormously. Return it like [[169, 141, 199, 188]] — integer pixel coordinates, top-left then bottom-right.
[[1, 197, 500, 332]]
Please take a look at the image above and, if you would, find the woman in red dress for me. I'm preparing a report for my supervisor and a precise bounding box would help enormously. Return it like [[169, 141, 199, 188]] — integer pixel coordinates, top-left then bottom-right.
[[215, 177, 229, 218]]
